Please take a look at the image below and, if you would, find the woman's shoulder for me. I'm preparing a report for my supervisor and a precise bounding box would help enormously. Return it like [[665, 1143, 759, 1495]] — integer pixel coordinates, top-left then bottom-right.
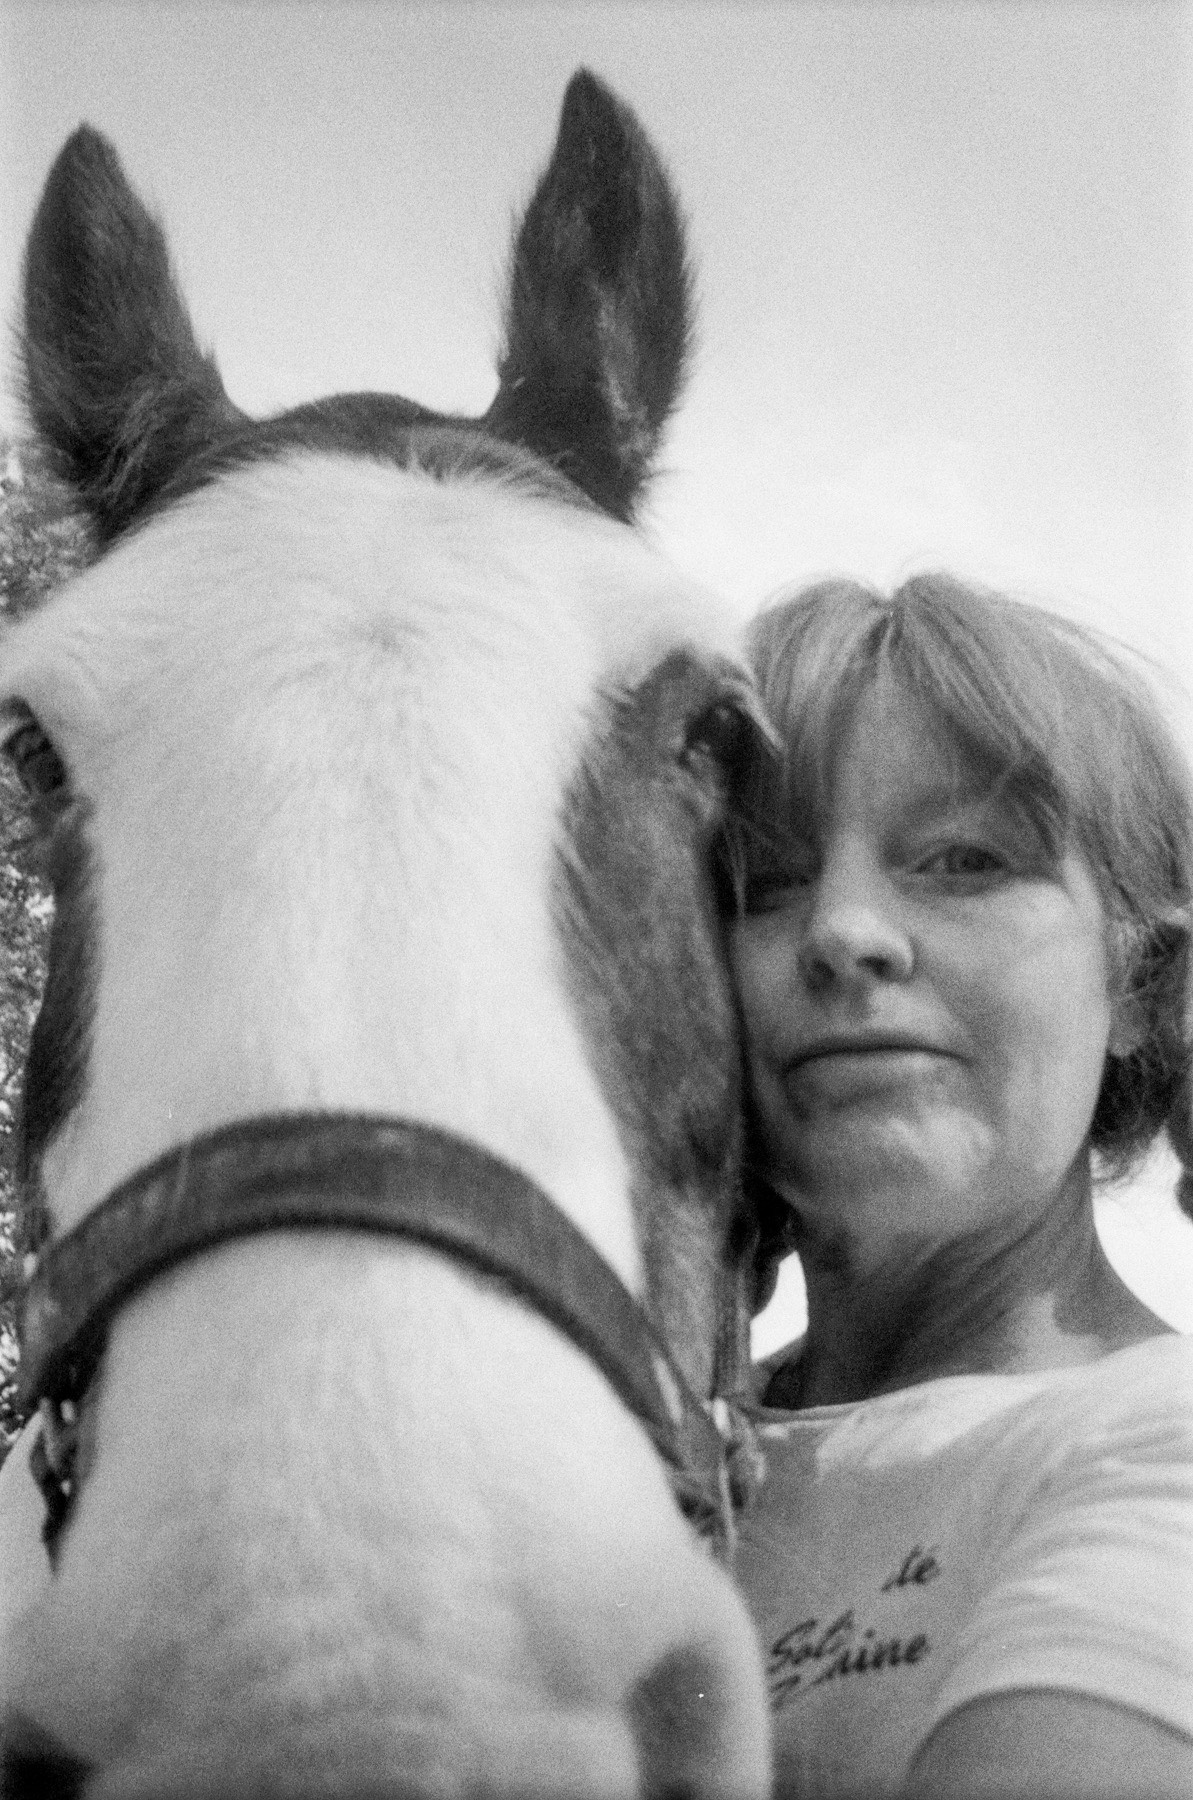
[[1022, 1331, 1193, 1449], [930, 1333, 1193, 1497], [1092, 1328, 1193, 1380]]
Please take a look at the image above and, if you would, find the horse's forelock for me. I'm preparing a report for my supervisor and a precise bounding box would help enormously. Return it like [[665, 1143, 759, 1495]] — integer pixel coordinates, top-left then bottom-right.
[[109, 404, 598, 547]]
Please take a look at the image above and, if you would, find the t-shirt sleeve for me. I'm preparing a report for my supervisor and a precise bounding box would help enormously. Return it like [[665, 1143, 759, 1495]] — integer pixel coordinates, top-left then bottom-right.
[[926, 1342, 1193, 1742]]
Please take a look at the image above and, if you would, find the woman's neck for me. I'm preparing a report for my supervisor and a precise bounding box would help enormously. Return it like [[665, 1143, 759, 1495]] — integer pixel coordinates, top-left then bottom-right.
[[769, 1167, 1171, 1409]]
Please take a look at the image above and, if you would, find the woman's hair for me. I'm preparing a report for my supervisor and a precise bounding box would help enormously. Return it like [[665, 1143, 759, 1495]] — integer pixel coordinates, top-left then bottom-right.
[[723, 571, 1193, 1214]]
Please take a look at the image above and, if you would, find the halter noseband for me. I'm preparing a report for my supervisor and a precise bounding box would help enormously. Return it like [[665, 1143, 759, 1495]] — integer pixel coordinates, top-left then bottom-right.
[[17, 1115, 761, 1555]]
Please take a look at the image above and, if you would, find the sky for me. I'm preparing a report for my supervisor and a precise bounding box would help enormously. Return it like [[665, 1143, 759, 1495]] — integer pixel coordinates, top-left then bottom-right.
[[1, 0, 1190, 1345]]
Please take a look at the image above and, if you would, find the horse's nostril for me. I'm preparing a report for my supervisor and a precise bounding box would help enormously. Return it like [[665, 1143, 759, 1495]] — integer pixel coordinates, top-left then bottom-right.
[[0, 1711, 91, 1800], [627, 1645, 739, 1800]]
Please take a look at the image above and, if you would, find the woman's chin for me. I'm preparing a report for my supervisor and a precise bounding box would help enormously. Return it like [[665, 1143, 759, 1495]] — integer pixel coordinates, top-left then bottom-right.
[[773, 1111, 998, 1240]]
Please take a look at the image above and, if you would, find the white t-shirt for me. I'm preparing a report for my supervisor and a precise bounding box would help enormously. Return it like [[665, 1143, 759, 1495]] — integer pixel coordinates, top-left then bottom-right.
[[736, 1335, 1193, 1798]]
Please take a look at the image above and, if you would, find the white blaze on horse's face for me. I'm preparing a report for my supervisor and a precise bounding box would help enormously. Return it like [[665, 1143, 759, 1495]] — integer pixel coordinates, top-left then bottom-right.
[[4, 454, 736, 1278], [0, 71, 772, 1798]]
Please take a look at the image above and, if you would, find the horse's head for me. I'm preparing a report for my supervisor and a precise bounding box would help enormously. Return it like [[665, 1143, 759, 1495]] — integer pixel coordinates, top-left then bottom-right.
[[0, 73, 772, 1795]]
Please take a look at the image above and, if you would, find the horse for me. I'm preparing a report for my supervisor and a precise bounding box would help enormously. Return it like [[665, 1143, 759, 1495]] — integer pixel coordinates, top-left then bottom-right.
[[0, 71, 775, 1796]]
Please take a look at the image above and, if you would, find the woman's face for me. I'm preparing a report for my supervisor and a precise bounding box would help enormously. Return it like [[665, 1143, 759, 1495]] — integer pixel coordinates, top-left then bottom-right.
[[729, 677, 1121, 1261]]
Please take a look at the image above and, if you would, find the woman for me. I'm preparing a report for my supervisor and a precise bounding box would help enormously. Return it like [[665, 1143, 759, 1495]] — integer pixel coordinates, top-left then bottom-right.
[[725, 573, 1193, 1797]]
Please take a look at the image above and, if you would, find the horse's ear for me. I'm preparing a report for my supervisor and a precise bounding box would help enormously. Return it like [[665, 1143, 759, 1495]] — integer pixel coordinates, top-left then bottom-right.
[[486, 70, 694, 522], [21, 126, 241, 541]]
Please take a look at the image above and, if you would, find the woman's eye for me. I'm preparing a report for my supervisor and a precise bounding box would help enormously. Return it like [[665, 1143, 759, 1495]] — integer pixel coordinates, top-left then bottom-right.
[[920, 842, 1007, 880], [2, 717, 68, 800]]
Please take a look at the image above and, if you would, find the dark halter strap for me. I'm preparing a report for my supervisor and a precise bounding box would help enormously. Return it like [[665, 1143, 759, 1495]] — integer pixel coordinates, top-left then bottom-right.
[[17, 1115, 761, 1552]]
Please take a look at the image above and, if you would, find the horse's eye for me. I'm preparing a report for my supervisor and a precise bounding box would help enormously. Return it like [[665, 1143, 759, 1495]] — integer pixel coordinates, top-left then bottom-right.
[[681, 687, 775, 807], [2, 714, 68, 800], [683, 699, 747, 775]]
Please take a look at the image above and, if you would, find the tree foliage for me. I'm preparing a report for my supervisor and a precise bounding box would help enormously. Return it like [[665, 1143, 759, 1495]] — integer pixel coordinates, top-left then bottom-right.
[[0, 437, 94, 1460]]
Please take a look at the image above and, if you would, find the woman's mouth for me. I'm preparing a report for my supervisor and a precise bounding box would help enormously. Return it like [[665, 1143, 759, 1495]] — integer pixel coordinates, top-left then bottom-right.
[[782, 1040, 952, 1106]]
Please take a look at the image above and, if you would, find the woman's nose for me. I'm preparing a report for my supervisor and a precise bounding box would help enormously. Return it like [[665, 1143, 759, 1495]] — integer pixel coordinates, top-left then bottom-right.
[[797, 850, 914, 993]]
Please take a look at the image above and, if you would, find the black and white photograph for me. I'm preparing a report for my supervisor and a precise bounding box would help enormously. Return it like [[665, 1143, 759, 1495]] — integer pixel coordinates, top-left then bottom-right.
[[0, 3, 1189, 1793]]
